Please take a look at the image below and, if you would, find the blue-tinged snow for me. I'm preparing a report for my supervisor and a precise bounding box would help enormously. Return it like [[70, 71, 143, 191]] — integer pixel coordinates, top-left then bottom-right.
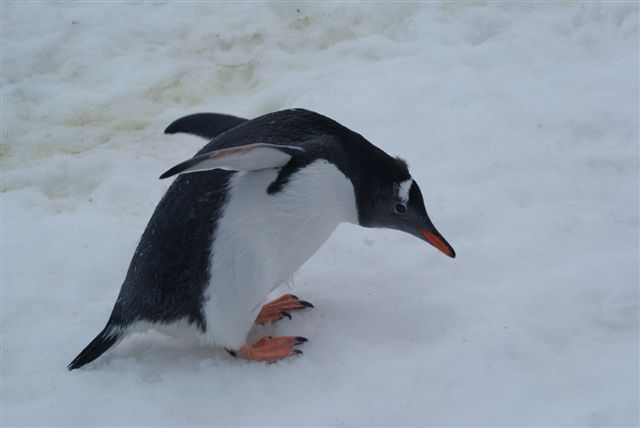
[[1, 2, 638, 426]]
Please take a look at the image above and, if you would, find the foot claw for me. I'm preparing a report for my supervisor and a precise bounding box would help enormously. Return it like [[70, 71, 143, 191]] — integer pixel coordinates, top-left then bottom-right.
[[281, 311, 292, 320], [299, 300, 314, 308], [294, 336, 308, 344], [225, 348, 237, 357], [294, 349, 303, 355]]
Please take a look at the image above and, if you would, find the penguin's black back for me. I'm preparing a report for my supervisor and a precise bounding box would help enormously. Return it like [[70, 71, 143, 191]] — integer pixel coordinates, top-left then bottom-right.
[[68, 114, 247, 370], [109, 169, 231, 329]]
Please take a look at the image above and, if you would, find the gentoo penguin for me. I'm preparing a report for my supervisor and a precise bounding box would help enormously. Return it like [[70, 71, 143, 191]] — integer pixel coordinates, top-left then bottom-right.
[[68, 108, 455, 369]]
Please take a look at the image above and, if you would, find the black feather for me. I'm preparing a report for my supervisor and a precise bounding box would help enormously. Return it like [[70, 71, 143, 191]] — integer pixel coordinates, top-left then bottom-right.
[[68, 325, 120, 370], [164, 113, 247, 140]]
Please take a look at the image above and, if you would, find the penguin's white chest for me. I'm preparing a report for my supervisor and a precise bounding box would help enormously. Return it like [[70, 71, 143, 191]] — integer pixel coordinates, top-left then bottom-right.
[[202, 159, 357, 348]]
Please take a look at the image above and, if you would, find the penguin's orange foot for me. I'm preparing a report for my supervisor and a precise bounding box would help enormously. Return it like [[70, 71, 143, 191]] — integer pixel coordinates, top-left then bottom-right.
[[227, 336, 308, 362], [255, 294, 314, 325]]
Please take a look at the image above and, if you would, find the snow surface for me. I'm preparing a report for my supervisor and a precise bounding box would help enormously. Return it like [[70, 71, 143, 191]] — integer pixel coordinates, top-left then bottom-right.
[[1, 2, 638, 426]]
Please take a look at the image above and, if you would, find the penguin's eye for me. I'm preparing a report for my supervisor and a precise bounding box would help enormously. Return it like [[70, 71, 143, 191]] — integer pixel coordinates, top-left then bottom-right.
[[395, 203, 406, 213]]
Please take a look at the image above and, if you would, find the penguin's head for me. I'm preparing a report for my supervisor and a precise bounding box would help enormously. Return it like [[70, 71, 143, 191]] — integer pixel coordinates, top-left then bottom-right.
[[354, 154, 455, 258]]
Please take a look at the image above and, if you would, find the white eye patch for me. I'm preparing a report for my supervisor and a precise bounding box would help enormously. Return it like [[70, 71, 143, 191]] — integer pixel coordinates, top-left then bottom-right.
[[396, 178, 413, 205]]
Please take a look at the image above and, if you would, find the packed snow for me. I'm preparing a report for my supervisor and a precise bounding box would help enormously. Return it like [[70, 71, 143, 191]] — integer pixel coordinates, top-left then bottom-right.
[[1, 2, 638, 426]]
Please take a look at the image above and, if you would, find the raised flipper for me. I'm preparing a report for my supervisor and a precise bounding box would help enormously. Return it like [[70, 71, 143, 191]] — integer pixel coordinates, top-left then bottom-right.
[[159, 143, 304, 179], [164, 113, 248, 140]]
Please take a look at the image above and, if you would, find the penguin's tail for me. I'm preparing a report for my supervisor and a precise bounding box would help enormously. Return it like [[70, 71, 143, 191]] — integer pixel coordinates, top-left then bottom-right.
[[67, 324, 123, 370]]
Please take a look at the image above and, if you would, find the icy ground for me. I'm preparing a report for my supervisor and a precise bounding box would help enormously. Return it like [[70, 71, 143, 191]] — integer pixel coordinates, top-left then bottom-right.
[[1, 2, 638, 426]]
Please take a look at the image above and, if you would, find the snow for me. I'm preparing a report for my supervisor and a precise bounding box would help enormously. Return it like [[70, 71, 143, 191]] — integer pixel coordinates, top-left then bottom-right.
[[1, 2, 638, 426]]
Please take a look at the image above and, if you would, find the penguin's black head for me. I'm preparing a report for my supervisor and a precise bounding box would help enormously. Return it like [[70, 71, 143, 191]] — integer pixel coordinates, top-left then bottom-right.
[[354, 153, 455, 258]]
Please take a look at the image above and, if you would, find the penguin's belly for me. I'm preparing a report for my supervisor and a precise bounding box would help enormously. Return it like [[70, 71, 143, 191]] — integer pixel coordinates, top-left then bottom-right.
[[202, 160, 357, 349]]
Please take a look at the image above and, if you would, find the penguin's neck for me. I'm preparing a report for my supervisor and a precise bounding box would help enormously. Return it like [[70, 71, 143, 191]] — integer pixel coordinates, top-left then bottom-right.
[[288, 159, 359, 226], [275, 159, 359, 235]]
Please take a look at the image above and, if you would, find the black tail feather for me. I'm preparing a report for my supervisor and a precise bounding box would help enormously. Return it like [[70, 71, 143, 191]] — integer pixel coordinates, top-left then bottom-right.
[[68, 325, 121, 370], [164, 113, 248, 141]]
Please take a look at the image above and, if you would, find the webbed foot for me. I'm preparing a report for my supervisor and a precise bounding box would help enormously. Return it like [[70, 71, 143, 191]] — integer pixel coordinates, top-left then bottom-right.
[[255, 294, 314, 325], [227, 336, 308, 362]]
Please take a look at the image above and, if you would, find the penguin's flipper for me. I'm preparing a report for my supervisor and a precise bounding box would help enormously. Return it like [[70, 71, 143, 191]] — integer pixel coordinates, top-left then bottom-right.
[[164, 113, 248, 140], [159, 143, 304, 179]]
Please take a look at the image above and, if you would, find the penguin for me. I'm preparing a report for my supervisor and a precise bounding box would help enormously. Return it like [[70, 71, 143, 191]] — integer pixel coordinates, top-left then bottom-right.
[[68, 108, 455, 369]]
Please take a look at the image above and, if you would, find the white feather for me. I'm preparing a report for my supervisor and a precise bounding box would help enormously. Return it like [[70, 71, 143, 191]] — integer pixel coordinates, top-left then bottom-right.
[[202, 160, 358, 349], [397, 178, 413, 205]]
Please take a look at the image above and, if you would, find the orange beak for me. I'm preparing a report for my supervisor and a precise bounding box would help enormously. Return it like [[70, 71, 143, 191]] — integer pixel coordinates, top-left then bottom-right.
[[418, 226, 456, 258]]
